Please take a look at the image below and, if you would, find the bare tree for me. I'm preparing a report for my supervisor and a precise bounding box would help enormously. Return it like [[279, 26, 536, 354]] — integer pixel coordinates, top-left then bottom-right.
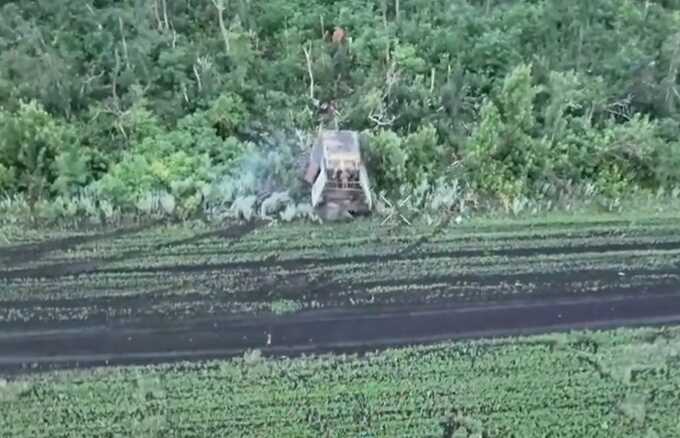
[[152, 0, 164, 30], [112, 48, 120, 104], [118, 17, 130, 69], [161, 0, 169, 30], [302, 42, 315, 101], [212, 0, 231, 54]]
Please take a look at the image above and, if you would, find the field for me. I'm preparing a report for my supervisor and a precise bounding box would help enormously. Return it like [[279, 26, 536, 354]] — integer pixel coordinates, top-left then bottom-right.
[[1, 211, 680, 372], [1, 326, 679, 437]]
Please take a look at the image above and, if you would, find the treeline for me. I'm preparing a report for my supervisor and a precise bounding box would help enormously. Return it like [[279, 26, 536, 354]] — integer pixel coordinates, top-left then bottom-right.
[[1, 0, 680, 220]]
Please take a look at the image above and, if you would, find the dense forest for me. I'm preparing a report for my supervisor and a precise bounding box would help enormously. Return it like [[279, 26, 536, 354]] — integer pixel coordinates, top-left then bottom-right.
[[1, 0, 680, 221]]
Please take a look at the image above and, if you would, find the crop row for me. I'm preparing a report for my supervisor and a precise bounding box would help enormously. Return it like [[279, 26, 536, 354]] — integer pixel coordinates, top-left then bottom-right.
[[1, 253, 679, 326], [1, 215, 679, 327], [3, 214, 679, 268], [1, 326, 678, 437]]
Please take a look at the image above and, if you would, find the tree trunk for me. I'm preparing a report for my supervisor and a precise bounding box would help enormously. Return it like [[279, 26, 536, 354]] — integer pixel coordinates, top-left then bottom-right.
[[212, 0, 230, 54], [303, 43, 315, 100]]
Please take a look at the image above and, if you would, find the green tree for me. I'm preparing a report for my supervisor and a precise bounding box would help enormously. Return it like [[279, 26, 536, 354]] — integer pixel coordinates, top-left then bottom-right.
[[0, 101, 74, 202]]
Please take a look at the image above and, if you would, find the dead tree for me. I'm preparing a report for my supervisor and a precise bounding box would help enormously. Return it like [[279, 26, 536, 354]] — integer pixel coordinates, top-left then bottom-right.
[[212, 0, 231, 54]]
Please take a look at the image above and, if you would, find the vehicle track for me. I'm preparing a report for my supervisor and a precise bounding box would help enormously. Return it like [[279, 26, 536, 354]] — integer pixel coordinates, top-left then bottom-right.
[[2, 266, 679, 327], [1, 291, 679, 374], [2, 239, 680, 281], [1, 218, 679, 374]]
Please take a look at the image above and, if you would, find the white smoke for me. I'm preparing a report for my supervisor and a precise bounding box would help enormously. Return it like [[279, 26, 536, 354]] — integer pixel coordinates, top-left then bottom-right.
[[204, 128, 315, 221]]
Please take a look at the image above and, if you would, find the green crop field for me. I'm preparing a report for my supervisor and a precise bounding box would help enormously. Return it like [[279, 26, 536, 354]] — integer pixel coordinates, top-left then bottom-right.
[[2, 212, 680, 325], [2, 212, 680, 436], [4, 0, 680, 435], [2, 326, 679, 437]]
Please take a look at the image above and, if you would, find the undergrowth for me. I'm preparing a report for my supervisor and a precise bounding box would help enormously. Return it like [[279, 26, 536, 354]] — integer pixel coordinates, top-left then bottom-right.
[[2, 180, 679, 231]]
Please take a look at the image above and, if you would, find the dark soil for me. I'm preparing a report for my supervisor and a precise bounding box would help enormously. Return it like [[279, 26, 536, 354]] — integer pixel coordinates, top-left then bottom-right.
[[1, 292, 679, 374], [0, 222, 157, 267], [3, 239, 679, 281], [1, 220, 679, 375]]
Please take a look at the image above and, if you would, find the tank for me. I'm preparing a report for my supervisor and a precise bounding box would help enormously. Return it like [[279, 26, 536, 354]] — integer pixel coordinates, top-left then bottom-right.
[[303, 130, 373, 216]]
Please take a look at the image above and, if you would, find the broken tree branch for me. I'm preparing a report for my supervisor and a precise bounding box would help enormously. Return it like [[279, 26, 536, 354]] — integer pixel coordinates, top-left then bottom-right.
[[80, 67, 104, 97], [430, 67, 436, 93], [153, 0, 163, 30], [181, 82, 190, 103], [161, 0, 170, 30], [193, 63, 203, 92], [302, 42, 315, 100], [119, 17, 129, 69], [112, 47, 120, 104], [369, 112, 396, 127]]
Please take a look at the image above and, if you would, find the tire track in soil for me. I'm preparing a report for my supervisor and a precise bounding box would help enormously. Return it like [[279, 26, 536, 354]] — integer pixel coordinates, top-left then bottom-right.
[[2, 292, 680, 374], [3, 238, 680, 281], [2, 260, 679, 326], [2, 221, 680, 374], [166, 226, 663, 259], [0, 222, 159, 267], [3, 267, 677, 314], [0, 220, 265, 280], [460, 217, 677, 233]]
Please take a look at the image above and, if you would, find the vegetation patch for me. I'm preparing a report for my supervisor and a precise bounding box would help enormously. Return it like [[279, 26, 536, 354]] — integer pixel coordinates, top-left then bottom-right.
[[270, 299, 304, 315], [1, 213, 679, 324], [2, 1, 680, 223], [2, 327, 679, 437]]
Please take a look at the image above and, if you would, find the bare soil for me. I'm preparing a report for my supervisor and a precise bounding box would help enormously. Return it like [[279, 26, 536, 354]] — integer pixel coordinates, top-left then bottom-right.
[[1, 220, 679, 374]]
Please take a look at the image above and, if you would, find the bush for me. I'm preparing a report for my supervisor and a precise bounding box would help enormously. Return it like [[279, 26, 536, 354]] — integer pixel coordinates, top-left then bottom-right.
[[207, 93, 247, 139], [177, 112, 248, 166], [96, 146, 215, 215], [654, 140, 680, 187], [270, 299, 303, 315], [93, 100, 254, 217], [0, 163, 14, 193], [461, 63, 677, 201], [463, 64, 546, 198], [364, 124, 447, 193], [52, 144, 90, 197], [3, 0, 680, 219], [0, 100, 76, 201], [365, 129, 408, 192]]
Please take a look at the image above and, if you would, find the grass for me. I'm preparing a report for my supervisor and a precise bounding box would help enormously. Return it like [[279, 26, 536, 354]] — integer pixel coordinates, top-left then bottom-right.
[[1, 326, 679, 437]]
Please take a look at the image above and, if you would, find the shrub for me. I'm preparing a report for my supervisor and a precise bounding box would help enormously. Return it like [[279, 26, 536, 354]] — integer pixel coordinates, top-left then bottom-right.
[[0, 100, 75, 202], [52, 144, 90, 197], [270, 299, 303, 315], [463, 64, 546, 198], [0, 163, 14, 193], [97, 147, 215, 214], [95, 107, 252, 216], [365, 129, 408, 192], [207, 93, 247, 139]]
